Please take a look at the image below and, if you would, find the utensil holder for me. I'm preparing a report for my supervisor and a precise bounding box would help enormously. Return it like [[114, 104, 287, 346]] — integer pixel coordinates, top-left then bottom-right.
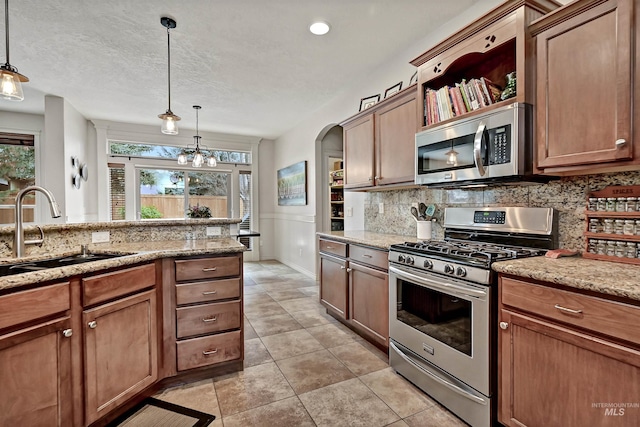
[[417, 221, 432, 240]]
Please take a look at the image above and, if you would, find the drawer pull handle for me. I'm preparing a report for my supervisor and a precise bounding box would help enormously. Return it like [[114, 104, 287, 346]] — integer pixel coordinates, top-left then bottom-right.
[[203, 349, 218, 356], [202, 267, 218, 272], [326, 246, 333, 249], [202, 290, 218, 295], [362, 254, 372, 258], [202, 316, 218, 323], [554, 304, 583, 315], [88, 321, 97, 329]]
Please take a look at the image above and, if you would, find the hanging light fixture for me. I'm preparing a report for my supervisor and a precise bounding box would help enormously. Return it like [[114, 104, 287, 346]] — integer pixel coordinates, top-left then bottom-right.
[[1, 0, 28, 101], [158, 16, 180, 134], [177, 105, 218, 168], [445, 147, 459, 166]]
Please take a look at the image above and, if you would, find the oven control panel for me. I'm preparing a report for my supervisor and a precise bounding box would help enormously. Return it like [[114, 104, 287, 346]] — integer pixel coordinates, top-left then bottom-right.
[[474, 210, 506, 224]]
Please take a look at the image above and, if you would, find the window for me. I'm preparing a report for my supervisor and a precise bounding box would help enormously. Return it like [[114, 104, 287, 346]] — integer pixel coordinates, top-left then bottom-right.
[[109, 141, 251, 164], [239, 171, 252, 249], [109, 164, 126, 220], [0, 133, 35, 224]]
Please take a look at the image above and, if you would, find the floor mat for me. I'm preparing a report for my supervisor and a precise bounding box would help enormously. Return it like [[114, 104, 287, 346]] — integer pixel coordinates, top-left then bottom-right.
[[109, 397, 216, 427]]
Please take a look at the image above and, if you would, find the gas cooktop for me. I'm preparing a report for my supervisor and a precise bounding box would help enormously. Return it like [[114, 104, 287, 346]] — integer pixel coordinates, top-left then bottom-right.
[[392, 240, 546, 263]]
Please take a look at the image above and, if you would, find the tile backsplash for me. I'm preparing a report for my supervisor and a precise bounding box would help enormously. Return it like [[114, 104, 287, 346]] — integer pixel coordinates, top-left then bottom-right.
[[364, 171, 640, 251]]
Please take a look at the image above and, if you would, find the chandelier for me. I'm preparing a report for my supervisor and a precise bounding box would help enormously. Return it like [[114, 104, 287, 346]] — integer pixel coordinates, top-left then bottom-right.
[[177, 105, 217, 167], [0, 0, 28, 101], [158, 16, 180, 134]]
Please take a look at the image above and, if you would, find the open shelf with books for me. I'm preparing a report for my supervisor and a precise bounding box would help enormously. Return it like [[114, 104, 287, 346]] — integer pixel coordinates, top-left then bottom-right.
[[329, 168, 344, 231], [410, 0, 558, 131]]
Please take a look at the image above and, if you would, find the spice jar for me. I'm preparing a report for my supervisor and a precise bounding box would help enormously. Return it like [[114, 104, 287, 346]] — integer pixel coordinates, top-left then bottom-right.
[[615, 241, 627, 257], [616, 197, 627, 212], [597, 197, 607, 211], [588, 197, 598, 211], [603, 219, 614, 234], [614, 219, 625, 234], [624, 219, 635, 235], [606, 241, 616, 256], [626, 197, 637, 212], [606, 197, 617, 211], [626, 242, 637, 258], [589, 218, 601, 233], [588, 240, 597, 253], [596, 239, 606, 255]]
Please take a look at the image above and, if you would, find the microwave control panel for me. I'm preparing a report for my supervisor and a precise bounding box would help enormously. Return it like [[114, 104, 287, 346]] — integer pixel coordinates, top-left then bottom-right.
[[487, 125, 511, 165]]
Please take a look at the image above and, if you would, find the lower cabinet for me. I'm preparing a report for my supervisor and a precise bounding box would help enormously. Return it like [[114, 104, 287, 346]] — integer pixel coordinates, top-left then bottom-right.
[[318, 237, 389, 349], [498, 275, 640, 427], [83, 289, 157, 425]]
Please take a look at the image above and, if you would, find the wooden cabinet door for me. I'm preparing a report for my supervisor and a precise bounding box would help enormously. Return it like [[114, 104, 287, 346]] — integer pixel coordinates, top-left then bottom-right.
[[375, 90, 417, 186], [498, 309, 640, 427], [83, 290, 158, 425], [0, 317, 73, 427], [343, 114, 375, 189], [536, 0, 634, 170], [349, 262, 388, 348], [319, 254, 349, 319]]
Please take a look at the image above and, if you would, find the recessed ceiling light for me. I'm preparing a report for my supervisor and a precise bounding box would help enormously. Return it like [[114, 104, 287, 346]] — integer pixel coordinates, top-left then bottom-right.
[[309, 21, 330, 36]]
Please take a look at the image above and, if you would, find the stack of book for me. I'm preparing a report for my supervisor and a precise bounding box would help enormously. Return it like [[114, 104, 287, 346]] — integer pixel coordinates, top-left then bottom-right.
[[424, 77, 503, 126]]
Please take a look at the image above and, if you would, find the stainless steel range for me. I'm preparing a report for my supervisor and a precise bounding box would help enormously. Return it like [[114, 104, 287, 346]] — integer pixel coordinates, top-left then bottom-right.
[[388, 207, 557, 427]]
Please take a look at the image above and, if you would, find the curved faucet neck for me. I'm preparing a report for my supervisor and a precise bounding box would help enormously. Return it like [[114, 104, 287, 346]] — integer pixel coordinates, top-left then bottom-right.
[[13, 186, 62, 258]]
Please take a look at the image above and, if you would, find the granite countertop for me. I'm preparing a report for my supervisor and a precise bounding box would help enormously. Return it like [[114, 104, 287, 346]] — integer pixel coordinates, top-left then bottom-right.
[[492, 256, 640, 302], [0, 238, 245, 292], [317, 230, 418, 250]]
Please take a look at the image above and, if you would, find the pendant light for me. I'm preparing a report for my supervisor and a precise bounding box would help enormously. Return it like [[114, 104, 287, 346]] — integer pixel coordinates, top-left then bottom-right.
[[0, 0, 28, 101], [445, 148, 459, 166], [158, 17, 180, 134], [177, 105, 217, 167]]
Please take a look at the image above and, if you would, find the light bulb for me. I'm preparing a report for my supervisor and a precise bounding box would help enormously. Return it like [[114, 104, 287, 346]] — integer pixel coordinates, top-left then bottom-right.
[[161, 116, 179, 135], [207, 156, 217, 167], [309, 22, 330, 35], [446, 149, 458, 166], [0, 72, 24, 101], [177, 152, 188, 165], [192, 151, 204, 167]]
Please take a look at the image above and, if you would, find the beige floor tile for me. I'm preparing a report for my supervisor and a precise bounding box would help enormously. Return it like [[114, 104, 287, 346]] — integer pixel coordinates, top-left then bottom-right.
[[267, 288, 309, 301], [357, 337, 390, 364], [306, 323, 358, 348], [329, 341, 389, 376], [244, 317, 258, 340], [259, 281, 308, 292], [278, 296, 324, 314], [154, 379, 220, 417], [360, 367, 434, 418], [214, 362, 295, 416], [244, 292, 275, 305], [244, 337, 273, 367], [289, 307, 338, 328], [386, 421, 410, 427], [403, 404, 469, 427], [221, 396, 315, 427], [243, 284, 266, 295], [261, 329, 324, 360], [299, 378, 400, 427], [244, 300, 289, 320], [297, 286, 319, 297], [248, 313, 303, 337], [277, 349, 355, 394]]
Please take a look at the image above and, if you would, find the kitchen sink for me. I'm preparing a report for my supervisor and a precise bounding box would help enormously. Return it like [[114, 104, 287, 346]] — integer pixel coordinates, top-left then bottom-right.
[[0, 253, 127, 277]]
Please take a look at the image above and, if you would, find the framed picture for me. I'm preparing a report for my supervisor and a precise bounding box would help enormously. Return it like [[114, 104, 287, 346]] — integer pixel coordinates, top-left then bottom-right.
[[384, 81, 403, 98], [359, 94, 380, 112], [409, 71, 418, 85], [277, 161, 307, 206]]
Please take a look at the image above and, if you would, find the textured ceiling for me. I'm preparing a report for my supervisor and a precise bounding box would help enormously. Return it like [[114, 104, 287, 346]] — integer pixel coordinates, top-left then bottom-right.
[[0, 0, 478, 139]]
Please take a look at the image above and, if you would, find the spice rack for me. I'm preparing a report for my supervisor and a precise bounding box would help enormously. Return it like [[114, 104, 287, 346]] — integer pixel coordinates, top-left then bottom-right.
[[583, 185, 640, 265]]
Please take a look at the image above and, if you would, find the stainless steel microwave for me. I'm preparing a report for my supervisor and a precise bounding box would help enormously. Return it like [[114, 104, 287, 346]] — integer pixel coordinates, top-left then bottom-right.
[[415, 102, 539, 187]]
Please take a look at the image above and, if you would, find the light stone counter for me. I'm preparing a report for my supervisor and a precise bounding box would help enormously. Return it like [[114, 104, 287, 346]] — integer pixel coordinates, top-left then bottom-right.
[[0, 238, 245, 292], [317, 230, 418, 250], [492, 256, 640, 302]]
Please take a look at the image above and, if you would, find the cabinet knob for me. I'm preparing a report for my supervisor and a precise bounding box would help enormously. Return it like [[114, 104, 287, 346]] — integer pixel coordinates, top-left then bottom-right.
[[340, 265, 346, 269], [368, 177, 373, 181], [88, 321, 97, 329], [62, 329, 73, 338], [375, 176, 379, 180], [499, 321, 509, 330], [346, 268, 352, 273], [615, 138, 627, 147]]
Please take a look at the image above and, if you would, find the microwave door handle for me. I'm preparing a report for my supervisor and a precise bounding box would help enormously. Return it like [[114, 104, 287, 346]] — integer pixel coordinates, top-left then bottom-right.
[[473, 121, 487, 177]]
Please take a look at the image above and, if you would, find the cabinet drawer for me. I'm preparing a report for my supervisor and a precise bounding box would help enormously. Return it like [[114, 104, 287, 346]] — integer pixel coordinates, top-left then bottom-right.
[[82, 263, 156, 307], [349, 245, 387, 270], [176, 301, 241, 338], [176, 278, 241, 305], [319, 239, 347, 258], [177, 330, 242, 371], [175, 255, 240, 282], [0, 282, 70, 330], [501, 277, 640, 344]]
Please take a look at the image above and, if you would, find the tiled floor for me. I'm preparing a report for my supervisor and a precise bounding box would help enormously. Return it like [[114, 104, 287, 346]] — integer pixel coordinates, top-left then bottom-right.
[[155, 260, 468, 427]]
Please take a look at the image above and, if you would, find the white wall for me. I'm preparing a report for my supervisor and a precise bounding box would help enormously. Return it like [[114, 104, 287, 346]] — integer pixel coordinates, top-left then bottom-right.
[[258, 139, 276, 260], [270, 0, 504, 276], [63, 99, 93, 222]]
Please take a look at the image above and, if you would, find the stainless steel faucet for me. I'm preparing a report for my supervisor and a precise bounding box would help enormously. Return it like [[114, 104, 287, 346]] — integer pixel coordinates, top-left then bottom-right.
[[13, 185, 62, 257]]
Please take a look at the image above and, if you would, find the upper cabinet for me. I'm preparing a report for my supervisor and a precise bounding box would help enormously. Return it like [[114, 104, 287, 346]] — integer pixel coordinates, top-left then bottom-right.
[[531, 0, 638, 175], [411, 0, 559, 132], [342, 85, 417, 190]]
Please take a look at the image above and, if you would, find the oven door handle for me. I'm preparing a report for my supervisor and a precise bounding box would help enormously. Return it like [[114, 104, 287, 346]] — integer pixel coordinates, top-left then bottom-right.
[[389, 265, 486, 299], [390, 341, 488, 405]]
